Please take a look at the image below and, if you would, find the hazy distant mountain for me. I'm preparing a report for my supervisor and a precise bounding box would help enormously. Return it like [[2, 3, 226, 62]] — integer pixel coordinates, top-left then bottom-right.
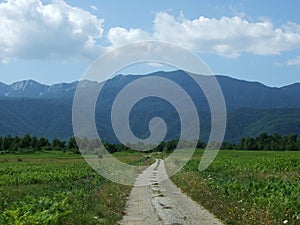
[[0, 80, 78, 98], [1, 71, 299, 109], [0, 70, 299, 143]]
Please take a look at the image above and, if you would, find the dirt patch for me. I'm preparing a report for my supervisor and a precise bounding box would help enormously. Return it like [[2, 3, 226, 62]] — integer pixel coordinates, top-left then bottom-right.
[[119, 159, 224, 225]]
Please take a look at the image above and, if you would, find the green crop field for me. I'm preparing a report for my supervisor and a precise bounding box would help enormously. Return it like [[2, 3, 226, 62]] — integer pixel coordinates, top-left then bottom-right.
[[1, 150, 300, 225], [0, 151, 154, 225], [172, 150, 300, 225]]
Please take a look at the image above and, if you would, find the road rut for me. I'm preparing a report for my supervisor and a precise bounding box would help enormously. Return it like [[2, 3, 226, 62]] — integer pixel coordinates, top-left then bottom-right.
[[119, 159, 224, 225]]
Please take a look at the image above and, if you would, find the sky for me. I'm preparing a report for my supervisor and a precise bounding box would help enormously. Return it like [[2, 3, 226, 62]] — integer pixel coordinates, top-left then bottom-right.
[[0, 0, 300, 87]]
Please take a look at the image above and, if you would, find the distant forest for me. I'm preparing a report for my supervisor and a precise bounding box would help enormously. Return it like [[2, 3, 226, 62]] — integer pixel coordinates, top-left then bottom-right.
[[0, 133, 300, 154]]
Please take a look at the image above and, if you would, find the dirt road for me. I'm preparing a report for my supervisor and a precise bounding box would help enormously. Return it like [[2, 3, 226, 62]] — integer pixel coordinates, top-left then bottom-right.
[[119, 159, 224, 225]]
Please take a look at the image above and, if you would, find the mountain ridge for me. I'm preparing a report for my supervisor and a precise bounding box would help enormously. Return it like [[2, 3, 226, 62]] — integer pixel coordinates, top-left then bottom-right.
[[0, 71, 299, 99], [0, 70, 299, 143]]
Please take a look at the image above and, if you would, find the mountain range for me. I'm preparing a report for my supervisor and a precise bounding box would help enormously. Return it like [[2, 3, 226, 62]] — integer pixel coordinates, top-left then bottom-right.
[[0, 70, 299, 143], [0, 79, 78, 99]]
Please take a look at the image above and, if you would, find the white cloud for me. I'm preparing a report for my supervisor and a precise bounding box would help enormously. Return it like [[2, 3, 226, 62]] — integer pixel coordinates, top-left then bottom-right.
[[2, 3, 300, 62], [287, 56, 300, 65], [229, 5, 246, 18], [152, 12, 300, 57], [107, 27, 151, 47], [0, 0, 104, 62], [90, 5, 98, 11], [106, 12, 300, 58]]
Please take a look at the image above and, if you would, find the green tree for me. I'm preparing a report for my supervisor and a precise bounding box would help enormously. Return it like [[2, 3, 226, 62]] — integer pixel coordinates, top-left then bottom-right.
[[31, 136, 39, 151], [164, 140, 177, 152], [52, 138, 65, 150], [285, 134, 297, 150], [2, 135, 13, 150], [67, 137, 79, 153], [38, 137, 51, 149], [19, 134, 32, 149]]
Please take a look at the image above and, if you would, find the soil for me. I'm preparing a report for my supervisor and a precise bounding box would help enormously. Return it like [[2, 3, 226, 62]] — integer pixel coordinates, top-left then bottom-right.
[[119, 159, 224, 225]]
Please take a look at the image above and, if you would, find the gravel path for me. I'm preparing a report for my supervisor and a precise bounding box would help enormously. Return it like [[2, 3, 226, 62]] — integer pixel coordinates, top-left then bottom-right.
[[119, 159, 224, 225]]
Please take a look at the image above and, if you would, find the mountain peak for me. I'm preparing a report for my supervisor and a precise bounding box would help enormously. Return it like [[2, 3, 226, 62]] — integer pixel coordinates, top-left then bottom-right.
[[0, 71, 299, 101], [0, 79, 78, 98], [0, 81, 8, 87], [10, 80, 45, 91]]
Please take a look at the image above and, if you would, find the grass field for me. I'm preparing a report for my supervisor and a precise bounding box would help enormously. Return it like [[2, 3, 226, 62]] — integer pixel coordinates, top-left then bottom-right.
[[0, 151, 154, 225], [1, 150, 300, 225], [171, 150, 300, 225]]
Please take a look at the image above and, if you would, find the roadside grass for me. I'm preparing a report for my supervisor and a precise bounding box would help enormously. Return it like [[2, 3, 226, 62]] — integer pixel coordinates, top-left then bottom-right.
[[113, 151, 155, 166], [0, 151, 155, 225], [171, 150, 300, 225]]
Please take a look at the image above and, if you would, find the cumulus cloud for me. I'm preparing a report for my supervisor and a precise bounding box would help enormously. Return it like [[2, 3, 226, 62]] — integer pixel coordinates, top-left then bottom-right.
[[0, 0, 104, 62], [287, 56, 300, 65], [153, 12, 300, 57], [107, 12, 300, 58], [107, 27, 151, 47], [2, 3, 300, 62]]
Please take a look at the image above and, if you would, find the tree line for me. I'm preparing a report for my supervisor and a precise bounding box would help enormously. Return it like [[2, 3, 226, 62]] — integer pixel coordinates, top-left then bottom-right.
[[0, 134, 78, 153], [227, 132, 300, 151], [0, 132, 299, 154]]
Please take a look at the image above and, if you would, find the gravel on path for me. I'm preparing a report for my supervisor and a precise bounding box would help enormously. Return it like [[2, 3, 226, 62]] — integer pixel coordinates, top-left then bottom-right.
[[119, 159, 224, 225]]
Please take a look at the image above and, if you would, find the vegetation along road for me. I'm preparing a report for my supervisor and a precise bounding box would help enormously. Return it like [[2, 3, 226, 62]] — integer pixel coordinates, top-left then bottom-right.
[[1, 149, 299, 224]]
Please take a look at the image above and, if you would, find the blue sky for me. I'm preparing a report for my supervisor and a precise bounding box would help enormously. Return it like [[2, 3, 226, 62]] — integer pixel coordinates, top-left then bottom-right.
[[0, 0, 300, 87]]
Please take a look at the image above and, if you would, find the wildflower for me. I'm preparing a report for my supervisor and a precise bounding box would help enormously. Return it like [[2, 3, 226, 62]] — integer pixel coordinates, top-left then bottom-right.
[[283, 219, 288, 224]]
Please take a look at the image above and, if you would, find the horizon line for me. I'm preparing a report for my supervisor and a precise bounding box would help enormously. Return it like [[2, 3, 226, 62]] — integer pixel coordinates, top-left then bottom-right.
[[0, 70, 299, 89]]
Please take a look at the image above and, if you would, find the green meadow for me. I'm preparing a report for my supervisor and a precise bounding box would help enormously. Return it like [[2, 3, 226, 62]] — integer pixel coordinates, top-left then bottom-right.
[[0, 151, 154, 225], [1, 150, 300, 224], [172, 150, 300, 225]]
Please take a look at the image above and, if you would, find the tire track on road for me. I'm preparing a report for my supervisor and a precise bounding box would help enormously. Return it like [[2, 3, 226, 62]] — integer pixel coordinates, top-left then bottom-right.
[[120, 159, 224, 225]]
